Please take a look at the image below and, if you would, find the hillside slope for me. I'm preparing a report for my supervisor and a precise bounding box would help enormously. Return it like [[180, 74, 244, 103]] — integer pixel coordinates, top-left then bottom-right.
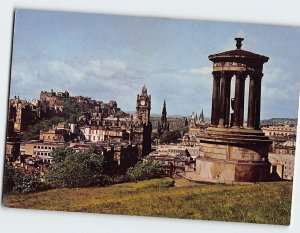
[[2, 178, 293, 225]]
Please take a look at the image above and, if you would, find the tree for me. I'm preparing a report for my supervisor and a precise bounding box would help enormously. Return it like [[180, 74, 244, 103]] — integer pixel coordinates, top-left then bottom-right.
[[3, 163, 15, 193], [160, 130, 182, 144], [62, 99, 82, 123], [126, 160, 165, 181], [51, 146, 76, 163], [22, 116, 64, 141], [46, 145, 112, 187], [3, 163, 43, 194]]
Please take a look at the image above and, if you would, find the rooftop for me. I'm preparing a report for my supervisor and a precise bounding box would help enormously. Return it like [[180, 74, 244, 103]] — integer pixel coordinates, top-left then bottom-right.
[[209, 37, 269, 63]]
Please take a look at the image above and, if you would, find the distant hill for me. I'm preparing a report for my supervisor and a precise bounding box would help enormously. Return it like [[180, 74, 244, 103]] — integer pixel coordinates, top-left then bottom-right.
[[261, 118, 298, 125]]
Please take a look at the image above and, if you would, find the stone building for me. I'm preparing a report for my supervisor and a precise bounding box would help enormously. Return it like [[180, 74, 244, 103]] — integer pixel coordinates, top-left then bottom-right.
[[79, 125, 129, 143], [147, 144, 200, 177], [40, 89, 70, 103], [268, 153, 294, 180], [188, 111, 208, 137], [186, 38, 272, 183], [20, 141, 67, 164], [150, 116, 186, 130], [5, 142, 20, 162], [8, 96, 32, 132], [133, 85, 152, 156], [40, 128, 69, 142], [262, 124, 297, 138], [272, 140, 296, 155]]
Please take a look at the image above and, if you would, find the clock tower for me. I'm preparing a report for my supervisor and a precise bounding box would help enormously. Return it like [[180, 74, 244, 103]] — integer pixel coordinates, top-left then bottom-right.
[[135, 85, 151, 124], [133, 85, 152, 156]]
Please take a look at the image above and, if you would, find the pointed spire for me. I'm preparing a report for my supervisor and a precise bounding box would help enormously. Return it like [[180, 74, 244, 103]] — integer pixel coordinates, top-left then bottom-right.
[[162, 99, 167, 115], [190, 112, 196, 128], [142, 84, 147, 93], [200, 109, 204, 122], [161, 99, 167, 129]]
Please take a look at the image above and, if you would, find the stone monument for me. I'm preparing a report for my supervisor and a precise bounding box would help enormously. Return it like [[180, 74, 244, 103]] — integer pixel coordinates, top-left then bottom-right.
[[195, 38, 272, 183]]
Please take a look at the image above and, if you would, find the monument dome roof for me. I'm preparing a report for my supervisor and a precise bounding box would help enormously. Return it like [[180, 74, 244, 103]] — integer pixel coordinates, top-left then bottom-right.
[[208, 38, 269, 63]]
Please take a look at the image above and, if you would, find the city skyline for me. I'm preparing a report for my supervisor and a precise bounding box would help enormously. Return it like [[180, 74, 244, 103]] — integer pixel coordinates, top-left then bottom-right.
[[10, 9, 300, 118]]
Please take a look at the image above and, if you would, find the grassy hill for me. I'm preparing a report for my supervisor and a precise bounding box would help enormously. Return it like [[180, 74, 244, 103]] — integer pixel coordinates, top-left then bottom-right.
[[2, 178, 293, 225]]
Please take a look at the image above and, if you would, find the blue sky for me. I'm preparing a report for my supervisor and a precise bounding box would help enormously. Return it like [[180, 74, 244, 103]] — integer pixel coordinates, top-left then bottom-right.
[[10, 9, 300, 118]]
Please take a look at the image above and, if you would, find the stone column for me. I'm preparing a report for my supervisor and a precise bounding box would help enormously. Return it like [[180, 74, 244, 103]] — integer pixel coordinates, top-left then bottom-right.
[[225, 75, 232, 127], [247, 74, 255, 129], [218, 72, 226, 127], [211, 72, 220, 126], [254, 73, 263, 130], [233, 72, 246, 127], [239, 75, 246, 127]]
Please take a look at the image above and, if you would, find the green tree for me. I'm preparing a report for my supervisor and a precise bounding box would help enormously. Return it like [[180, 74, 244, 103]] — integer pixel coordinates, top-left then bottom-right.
[[126, 160, 165, 181], [22, 116, 64, 141], [3, 163, 15, 193], [46, 145, 112, 187], [62, 99, 82, 123], [160, 130, 182, 144], [3, 163, 43, 194], [51, 146, 76, 163]]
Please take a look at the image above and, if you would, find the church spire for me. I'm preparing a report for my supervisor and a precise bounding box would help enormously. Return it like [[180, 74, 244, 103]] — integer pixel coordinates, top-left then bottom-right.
[[142, 84, 147, 93], [161, 99, 168, 131], [200, 109, 204, 122]]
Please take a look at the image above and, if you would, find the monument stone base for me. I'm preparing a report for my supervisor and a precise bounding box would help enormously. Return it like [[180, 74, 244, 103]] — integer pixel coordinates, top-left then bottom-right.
[[187, 127, 272, 183]]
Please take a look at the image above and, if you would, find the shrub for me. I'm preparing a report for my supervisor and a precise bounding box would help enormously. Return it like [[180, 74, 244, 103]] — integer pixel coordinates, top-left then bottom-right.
[[3, 163, 15, 193], [127, 160, 165, 182], [3, 163, 44, 194], [160, 130, 182, 144], [45, 145, 112, 188]]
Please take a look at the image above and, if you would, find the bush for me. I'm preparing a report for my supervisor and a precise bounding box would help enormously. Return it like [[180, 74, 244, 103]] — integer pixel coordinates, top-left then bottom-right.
[[45, 145, 112, 188], [3, 164, 15, 193], [160, 130, 182, 144], [3, 163, 44, 194], [12, 175, 41, 194], [127, 160, 165, 182]]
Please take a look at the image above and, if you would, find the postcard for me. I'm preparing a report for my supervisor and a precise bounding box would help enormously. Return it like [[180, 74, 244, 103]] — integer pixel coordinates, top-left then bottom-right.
[[2, 9, 299, 226]]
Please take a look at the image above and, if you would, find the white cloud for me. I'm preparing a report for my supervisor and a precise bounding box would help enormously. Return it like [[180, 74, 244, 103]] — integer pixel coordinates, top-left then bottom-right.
[[10, 57, 299, 118], [261, 65, 300, 118], [10, 58, 145, 110], [179, 66, 212, 75]]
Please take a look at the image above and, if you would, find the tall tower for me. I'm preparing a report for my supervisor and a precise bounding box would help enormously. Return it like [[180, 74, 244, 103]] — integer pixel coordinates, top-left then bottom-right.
[[135, 85, 151, 124], [133, 85, 152, 156], [161, 100, 168, 131], [199, 109, 204, 122]]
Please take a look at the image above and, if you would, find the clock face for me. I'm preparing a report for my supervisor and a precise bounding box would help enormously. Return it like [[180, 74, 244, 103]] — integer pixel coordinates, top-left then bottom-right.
[[140, 100, 146, 106]]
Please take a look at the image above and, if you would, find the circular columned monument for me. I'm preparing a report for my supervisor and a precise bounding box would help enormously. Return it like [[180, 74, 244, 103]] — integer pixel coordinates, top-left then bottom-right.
[[195, 38, 272, 183]]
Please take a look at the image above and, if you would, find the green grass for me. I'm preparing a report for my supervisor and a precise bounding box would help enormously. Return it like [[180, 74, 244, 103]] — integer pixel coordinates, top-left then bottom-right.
[[2, 178, 293, 225]]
